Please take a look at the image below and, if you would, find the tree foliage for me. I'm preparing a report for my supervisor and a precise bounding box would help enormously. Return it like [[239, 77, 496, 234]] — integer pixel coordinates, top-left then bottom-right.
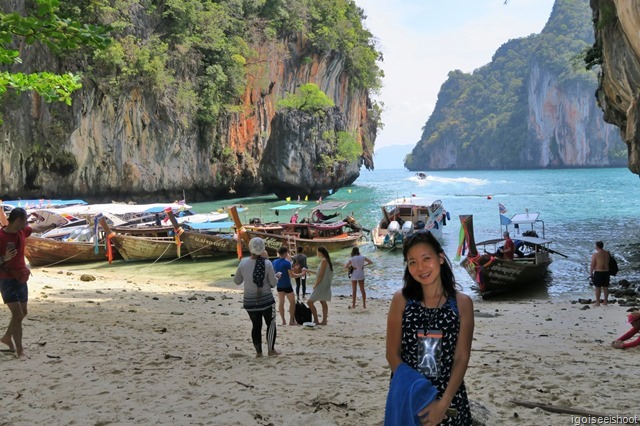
[[0, 0, 111, 117], [276, 83, 334, 114]]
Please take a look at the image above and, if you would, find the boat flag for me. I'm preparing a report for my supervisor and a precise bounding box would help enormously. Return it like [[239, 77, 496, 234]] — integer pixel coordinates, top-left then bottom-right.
[[286, 197, 291, 202], [498, 203, 507, 214], [499, 214, 512, 226], [305, 195, 309, 201]]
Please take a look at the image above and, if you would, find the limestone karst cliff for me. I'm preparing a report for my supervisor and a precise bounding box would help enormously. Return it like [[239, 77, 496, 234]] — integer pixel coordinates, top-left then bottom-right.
[[590, 0, 640, 175], [0, 1, 378, 202], [405, 0, 625, 171]]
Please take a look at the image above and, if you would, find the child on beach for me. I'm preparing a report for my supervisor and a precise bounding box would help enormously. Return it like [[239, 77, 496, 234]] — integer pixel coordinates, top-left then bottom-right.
[[344, 247, 373, 309], [611, 312, 640, 350], [386, 230, 474, 425]]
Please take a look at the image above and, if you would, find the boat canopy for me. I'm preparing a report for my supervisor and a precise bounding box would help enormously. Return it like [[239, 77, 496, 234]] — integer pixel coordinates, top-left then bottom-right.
[[312, 201, 350, 211], [3, 199, 87, 209], [503, 212, 545, 237], [54, 202, 193, 216], [509, 212, 541, 225], [384, 197, 439, 207], [476, 235, 552, 247], [181, 221, 236, 231], [270, 203, 305, 211]]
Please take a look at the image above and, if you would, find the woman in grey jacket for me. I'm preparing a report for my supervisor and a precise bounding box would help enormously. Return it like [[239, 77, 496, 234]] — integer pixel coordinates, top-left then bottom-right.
[[234, 237, 280, 357]]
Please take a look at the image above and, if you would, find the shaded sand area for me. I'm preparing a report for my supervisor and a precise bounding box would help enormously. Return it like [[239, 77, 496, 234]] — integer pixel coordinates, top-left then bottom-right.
[[1, 265, 639, 425]]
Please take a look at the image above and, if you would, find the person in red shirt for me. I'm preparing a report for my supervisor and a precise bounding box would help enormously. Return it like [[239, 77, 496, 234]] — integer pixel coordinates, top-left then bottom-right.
[[502, 231, 515, 260], [0, 207, 32, 359], [611, 312, 640, 350]]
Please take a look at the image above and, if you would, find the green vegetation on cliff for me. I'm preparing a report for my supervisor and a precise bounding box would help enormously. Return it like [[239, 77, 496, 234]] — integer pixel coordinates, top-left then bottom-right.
[[405, 0, 612, 170], [277, 83, 334, 114], [51, 0, 382, 126]]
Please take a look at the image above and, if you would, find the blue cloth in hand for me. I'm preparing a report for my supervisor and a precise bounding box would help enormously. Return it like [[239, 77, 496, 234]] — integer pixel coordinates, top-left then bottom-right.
[[384, 362, 439, 426]]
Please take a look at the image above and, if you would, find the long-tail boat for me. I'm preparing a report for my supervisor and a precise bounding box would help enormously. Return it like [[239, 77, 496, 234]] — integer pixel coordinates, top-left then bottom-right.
[[25, 217, 122, 266], [99, 217, 185, 262], [229, 205, 364, 258], [164, 209, 242, 259], [457, 213, 563, 297]]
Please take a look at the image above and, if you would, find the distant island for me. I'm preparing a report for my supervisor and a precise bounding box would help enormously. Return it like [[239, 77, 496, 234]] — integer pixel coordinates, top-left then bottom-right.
[[374, 144, 414, 170]]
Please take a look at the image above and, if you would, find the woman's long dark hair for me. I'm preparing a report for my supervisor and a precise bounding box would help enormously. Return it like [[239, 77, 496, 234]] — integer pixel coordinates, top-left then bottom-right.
[[317, 246, 333, 271], [401, 230, 458, 301]]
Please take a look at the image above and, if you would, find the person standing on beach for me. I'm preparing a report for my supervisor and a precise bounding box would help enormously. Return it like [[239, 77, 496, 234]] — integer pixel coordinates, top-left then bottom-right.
[[501, 231, 515, 260], [293, 246, 308, 301], [345, 247, 373, 310], [386, 230, 474, 425], [590, 240, 610, 307], [306, 246, 334, 325], [272, 246, 304, 326], [0, 207, 32, 359], [233, 237, 280, 357]]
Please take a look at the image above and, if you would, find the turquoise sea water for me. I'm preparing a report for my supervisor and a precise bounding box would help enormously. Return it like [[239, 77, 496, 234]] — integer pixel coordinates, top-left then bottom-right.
[[63, 168, 640, 302]]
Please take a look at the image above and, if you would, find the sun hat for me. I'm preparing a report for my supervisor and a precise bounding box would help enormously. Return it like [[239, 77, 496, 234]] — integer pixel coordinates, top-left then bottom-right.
[[249, 237, 265, 255]]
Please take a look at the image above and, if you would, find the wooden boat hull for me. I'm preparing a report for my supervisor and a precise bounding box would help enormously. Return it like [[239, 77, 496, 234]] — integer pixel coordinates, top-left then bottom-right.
[[25, 236, 120, 267], [460, 255, 552, 294], [110, 235, 180, 262], [181, 231, 244, 259], [458, 214, 553, 296]]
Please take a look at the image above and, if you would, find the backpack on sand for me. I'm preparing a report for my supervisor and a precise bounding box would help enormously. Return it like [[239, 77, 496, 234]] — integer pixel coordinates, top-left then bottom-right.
[[294, 301, 312, 324], [608, 252, 619, 276]]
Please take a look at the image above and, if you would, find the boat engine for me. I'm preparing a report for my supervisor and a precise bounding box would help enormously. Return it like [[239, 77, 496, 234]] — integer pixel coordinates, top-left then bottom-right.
[[387, 220, 401, 234], [402, 221, 414, 235]]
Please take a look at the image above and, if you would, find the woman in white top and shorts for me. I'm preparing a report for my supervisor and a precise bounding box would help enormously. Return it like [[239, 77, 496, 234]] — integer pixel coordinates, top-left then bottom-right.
[[345, 247, 373, 309]]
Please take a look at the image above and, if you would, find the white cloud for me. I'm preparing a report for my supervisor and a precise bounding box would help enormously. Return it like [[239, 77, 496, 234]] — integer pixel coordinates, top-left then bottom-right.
[[355, 0, 556, 150]]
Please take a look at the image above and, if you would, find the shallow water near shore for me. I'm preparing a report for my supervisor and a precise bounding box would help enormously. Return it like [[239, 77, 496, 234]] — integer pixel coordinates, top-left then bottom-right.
[[54, 167, 640, 303]]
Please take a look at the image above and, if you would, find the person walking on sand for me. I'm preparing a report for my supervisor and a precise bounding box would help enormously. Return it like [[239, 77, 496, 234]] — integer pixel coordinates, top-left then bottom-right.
[[386, 230, 474, 425], [590, 240, 610, 307], [306, 246, 334, 325], [233, 237, 281, 357], [272, 246, 304, 326], [0, 207, 33, 359], [345, 247, 373, 309]]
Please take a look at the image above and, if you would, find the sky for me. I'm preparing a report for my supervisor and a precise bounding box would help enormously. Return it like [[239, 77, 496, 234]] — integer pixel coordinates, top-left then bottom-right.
[[354, 0, 556, 151]]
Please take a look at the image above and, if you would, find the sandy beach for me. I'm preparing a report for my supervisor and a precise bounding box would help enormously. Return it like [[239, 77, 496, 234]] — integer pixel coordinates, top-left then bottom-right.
[[1, 265, 639, 425]]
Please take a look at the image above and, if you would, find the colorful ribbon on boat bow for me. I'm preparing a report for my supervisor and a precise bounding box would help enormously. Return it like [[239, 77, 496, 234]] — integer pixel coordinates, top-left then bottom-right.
[[106, 232, 116, 263], [174, 227, 184, 258]]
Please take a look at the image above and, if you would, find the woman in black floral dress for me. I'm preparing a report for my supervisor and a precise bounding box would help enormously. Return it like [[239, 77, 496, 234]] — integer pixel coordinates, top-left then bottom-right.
[[386, 231, 474, 425]]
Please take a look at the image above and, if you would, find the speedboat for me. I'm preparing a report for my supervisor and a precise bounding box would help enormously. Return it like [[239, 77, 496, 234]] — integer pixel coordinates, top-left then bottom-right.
[[371, 197, 448, 250]]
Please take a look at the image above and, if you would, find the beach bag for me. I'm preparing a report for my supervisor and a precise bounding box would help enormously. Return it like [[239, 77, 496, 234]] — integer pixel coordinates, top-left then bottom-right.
[[608, 252, 619, 276], [294, 301, 312, 324]]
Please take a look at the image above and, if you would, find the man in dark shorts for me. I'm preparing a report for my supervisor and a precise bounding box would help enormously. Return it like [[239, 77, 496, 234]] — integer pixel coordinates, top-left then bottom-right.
[[590, 240, 610, 307], [0, 207, 32, 358], [272, 246, 303, 325]]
